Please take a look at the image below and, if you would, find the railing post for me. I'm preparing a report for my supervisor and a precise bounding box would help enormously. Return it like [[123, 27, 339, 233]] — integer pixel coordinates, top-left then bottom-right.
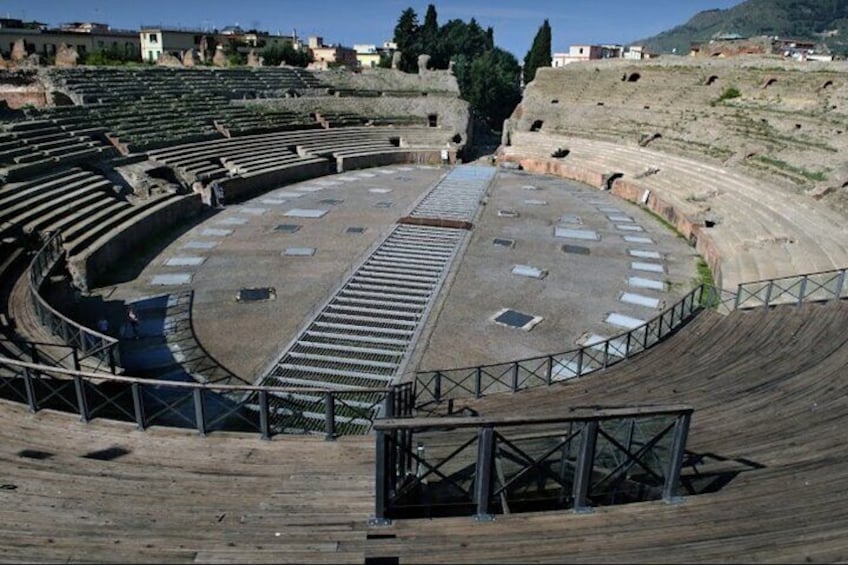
[[193, 388, 207, 437], [23, 367, 37, 413], [734, 283, 743, 310], [474, 426, 496, 521], [763, 281, 773, 310], [73, 375, 89, 423], [30, 344, 39, 365], [369, 429, 393, 526], [434, 372, 442, 403], [797, 275, 808, 306], [624, 332, 632, 358], [511, 362, 519, 391], [836, 269, 846, 300], [662, 412, 692, 504], [576, 348, 584, 377], [131, 382, 146, 430], [545, 356, 553, 386], [325, 391, 336, 441], [384, 388, 396, 420], [572, 420, 599, 514], [258, 390, 271, 440], [475, 367, 482, 398], [72, 348, 81, 372], [108, 346, 117, 375]]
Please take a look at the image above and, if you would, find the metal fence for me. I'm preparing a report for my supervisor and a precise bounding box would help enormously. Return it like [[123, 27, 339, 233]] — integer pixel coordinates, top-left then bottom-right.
[[371, 405, 693, 522], [734, 268, 848, 310], [0, 356, 414, 439], [28, 232, 120, 373], [416, 285, 707, 407]]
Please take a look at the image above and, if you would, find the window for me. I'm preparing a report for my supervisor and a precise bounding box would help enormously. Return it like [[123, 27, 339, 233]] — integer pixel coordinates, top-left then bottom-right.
[[149, 33, 158, 43], [579, 47, 584, 54]]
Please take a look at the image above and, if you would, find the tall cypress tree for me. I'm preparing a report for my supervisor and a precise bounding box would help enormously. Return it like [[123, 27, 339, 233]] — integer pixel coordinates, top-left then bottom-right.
[[421, 4, 439, 55], [523, 19, 552, 85], [393, 8, 421, 72]]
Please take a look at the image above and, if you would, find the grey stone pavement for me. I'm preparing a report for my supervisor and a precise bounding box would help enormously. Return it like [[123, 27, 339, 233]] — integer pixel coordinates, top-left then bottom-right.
[[93, 164, 699, 384]]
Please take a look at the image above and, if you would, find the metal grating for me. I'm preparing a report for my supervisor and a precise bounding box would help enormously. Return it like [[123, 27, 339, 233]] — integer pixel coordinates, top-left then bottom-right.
[[409, 166, 495, 222]]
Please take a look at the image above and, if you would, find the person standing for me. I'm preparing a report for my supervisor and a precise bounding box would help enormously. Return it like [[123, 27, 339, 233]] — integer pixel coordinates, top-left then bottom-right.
[[126, 306, 140, 340]]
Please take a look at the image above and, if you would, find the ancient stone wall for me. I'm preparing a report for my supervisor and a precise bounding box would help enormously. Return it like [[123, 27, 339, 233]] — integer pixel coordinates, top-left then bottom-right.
[[313, 67, 460, 96], [509, 56, 848, 213]]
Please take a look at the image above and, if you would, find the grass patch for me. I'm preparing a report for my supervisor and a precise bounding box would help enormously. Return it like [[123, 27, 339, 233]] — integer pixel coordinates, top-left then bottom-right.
[[754, 155, 828, 182], [696, 258, 715, 288]]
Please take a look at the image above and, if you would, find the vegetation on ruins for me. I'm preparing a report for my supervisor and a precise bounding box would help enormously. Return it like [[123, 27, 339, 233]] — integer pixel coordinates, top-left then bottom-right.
[[81, 46, 139, 67], [638, 0, 848, 57], [392, 4, 521, 130], [523, 20, 552, 85], [717, 86, 742, 103]]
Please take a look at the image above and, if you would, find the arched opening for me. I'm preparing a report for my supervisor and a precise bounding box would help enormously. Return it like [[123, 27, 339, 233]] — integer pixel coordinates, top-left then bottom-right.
[[705, 75, 719, 86], [427, 114, 438, 127], [551, 148, 570, 158], [627, 72, 641, 83], [51, 92, 74, 106], [451, 133, 462, 144], [603, 172, 624, 190], [551, 99, 559, 104], [530, 120, 544, 132], [842, 180, 848, 189], [821, 80, 834, 90], [762, 77, 778, 89]]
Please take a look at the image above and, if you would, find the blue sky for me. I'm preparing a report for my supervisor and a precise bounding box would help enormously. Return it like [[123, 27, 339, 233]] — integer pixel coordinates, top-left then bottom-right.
[[4, 0, 743, 58]]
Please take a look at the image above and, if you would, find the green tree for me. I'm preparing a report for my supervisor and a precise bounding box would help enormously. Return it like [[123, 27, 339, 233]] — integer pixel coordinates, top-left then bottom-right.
[[421, 4, 439, 57], [523, 19, 552, 85], [393, 8, 421, 72], [261, 42, 312, 67], [468, 47, 522, 129]]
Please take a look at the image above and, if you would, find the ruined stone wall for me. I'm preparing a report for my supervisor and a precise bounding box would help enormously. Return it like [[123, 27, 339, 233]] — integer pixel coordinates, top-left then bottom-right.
[[314, 67, 460, 96], [242, 95, 471, 144], [509, 56, 848, 213]]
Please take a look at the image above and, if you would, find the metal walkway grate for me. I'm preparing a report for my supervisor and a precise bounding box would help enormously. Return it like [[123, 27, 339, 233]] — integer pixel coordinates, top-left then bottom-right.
[[252, 166, 496, 434]]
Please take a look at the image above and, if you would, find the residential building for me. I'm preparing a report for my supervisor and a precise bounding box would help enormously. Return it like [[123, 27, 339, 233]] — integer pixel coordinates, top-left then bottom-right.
[[1, 20, 138, 60], [307, 36, 357, 70], [139, 27, 204, 63], [552, 44, 624, 67]]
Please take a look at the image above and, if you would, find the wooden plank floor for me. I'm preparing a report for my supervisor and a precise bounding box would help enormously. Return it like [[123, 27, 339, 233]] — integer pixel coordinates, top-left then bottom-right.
[[0, 406, 374, 563], [3, 301, 848, 562], [366, 300, 848, 563]]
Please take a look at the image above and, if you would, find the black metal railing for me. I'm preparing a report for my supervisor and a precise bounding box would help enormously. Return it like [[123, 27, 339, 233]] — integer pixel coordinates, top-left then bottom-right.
[[0, 356, 414, 438], [28, 232, 120, 373], [415, 285, 707, 407], [734, 268, 848, 310], [370, 405, 693, 523]]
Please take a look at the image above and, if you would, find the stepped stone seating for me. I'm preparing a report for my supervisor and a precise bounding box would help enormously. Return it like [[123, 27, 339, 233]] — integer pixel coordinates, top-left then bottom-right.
[[501, 131, 848, 289], [0, 120, 115, 181]]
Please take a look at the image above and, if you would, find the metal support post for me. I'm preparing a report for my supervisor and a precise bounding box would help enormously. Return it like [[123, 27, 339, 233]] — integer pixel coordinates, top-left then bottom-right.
[[258, 390, 271, 440], [511, 362, 519, 391], [575, 349, 584, 377], [836, 269, 846, 299], [663, 412, 692, 504], [763, 281, 773, 310], [23, 367, 37, 413], [324, 391, 336, 441], [734, 284, 743, 310], [369, 429, 393, 526], [545, 356, 553, 386], [572, 420, 598, 514], [434, 372, 442, 403], [797, 276, 808, 306], [475, 367, 483, 398], [73, 375, 89, 423], [131, 383, 145, 430], [384, 388, 396, 420], [193, 388, 207, 437], [474, 426, 496, 521], [624, 332, 632, 358]]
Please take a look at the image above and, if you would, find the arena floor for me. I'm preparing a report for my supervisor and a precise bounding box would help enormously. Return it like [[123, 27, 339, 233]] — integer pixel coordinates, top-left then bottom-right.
[[90, 164, 700, 384]]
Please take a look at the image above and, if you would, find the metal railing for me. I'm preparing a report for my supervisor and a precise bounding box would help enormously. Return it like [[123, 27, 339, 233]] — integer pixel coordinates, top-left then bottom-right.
[[371, 405, 693, 523], [0, 356, 414, 439], [28, 232, 120, 373], [415, 285, 707, 407], [734, 268, 848, 310]]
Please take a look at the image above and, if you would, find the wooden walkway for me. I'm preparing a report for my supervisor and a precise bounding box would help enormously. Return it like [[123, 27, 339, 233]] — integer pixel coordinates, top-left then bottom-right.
[[366, 300, 848, 563], [3, 300, 848, 562]]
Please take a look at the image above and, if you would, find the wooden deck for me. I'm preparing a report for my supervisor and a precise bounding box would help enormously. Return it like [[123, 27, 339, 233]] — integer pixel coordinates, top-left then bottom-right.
[[3, 300, 848, 562], [367, 300, 848, 563]]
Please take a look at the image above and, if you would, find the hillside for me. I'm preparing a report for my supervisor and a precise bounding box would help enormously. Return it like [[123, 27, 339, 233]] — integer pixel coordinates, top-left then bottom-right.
[[637, 0, 848, 56]]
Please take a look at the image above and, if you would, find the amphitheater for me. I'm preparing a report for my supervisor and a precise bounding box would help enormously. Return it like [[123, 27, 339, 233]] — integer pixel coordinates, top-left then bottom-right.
[[0, 54, 847, 563]]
